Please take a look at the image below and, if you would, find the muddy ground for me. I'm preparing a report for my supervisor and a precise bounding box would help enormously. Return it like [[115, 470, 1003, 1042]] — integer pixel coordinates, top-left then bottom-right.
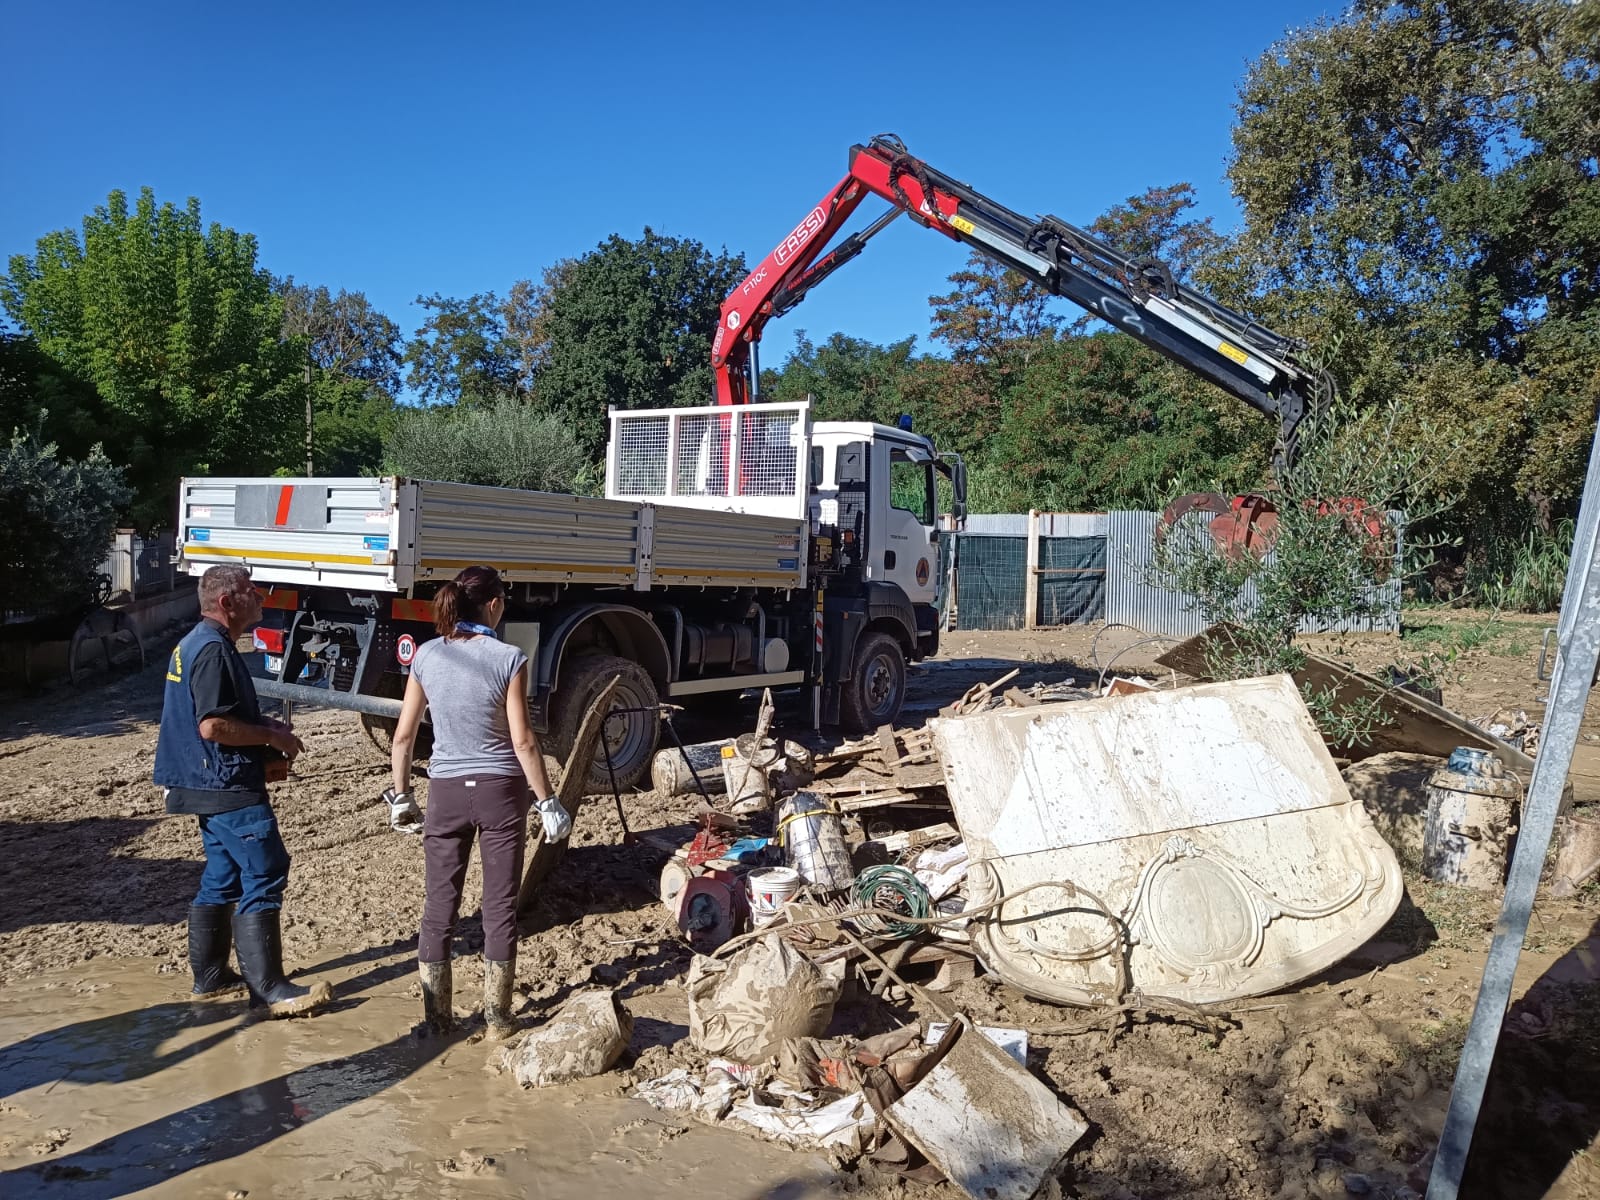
[[1, 617, 1597, 1199]]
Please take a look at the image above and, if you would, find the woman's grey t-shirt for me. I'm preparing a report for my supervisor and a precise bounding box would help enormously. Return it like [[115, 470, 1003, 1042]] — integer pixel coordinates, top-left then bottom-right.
[[410, 635, 528, 778]]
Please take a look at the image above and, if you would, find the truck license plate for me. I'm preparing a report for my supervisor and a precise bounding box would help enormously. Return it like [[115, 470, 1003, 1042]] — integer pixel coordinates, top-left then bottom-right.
[[265, 655, 283, 676]]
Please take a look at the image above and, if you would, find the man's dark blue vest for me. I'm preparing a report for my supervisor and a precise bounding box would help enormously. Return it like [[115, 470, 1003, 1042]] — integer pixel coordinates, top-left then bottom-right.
[[154, 619, 267, 798]]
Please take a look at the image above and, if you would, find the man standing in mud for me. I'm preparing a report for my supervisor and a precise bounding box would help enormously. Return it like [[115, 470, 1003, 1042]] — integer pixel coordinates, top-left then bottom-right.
[[154, 564, 332, 1018]]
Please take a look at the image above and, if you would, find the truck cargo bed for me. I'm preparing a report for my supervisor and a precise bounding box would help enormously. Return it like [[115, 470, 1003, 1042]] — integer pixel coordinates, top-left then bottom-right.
[[179, 477, 807, 593]]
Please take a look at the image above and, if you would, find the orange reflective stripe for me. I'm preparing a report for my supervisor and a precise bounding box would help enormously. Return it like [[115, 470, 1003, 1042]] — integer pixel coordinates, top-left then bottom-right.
[[391, 597, 434, 622], [256, 587, 299, 610]]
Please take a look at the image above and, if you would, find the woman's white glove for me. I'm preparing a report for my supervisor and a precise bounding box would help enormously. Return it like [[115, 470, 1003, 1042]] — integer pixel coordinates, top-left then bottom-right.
[[381, 786, 423, 835], [534, 795, 573, 842]]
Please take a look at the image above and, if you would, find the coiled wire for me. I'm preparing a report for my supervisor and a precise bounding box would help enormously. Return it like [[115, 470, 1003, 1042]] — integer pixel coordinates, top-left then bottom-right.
[[852, 864, 931, 939]]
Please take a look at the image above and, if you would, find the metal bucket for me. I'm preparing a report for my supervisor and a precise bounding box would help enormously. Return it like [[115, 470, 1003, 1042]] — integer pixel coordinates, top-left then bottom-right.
[[1421, 747, 1523, 890], [777, 791, 855, 891], [721, 734, 780, 812]]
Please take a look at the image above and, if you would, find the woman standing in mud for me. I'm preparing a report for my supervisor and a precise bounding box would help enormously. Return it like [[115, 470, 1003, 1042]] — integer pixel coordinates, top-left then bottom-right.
[[386, 565, 571, 1039]]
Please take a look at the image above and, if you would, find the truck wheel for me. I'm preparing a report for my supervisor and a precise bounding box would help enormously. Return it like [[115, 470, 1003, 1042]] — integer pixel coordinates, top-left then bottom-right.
[[359, 675, 433, 761], [548, 655, 660, 792], [840, 631, 907, 733]]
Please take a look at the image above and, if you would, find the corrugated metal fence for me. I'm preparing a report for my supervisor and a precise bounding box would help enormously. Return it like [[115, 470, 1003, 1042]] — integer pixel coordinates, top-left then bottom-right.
[[950, 510, 1400, 635]]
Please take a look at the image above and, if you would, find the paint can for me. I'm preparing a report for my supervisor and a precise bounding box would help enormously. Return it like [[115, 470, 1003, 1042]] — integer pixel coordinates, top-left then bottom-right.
[[747, 866, 802, 927]]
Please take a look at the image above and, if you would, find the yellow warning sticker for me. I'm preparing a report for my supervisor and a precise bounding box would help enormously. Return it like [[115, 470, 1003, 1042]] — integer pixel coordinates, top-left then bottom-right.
[[1217, 341, 1250, 365], [952, 215, 975, 235]]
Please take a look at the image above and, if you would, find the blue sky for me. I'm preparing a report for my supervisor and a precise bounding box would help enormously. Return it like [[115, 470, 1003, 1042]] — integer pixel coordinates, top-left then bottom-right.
[[2, 0, 1340, 374]]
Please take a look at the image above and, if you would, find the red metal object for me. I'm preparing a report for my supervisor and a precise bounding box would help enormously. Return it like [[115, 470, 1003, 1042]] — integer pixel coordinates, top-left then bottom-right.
[[674, 871, 747, 953], [1157, 492, 1282, 560], [390, 597, 433, 623], [256, 586, 299, 610], [714, 141, 962, 407], [1157, 491, 1391, 573], [685, 825, 735, 868]]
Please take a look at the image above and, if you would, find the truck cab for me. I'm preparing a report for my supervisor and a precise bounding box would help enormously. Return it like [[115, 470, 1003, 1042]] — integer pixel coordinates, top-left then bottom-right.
[[808, 419, 958, 611]]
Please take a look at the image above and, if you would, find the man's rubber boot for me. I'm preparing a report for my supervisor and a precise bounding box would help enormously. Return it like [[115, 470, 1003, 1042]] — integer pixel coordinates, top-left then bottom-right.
[[233, 909, 333, 1018], [419, 958, 453, 1035], [188, 903, 244, 997], [483, 958, 518, 1041]]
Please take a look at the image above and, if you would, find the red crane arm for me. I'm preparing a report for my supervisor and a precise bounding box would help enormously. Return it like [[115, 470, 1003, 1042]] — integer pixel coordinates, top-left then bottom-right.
[[713, 140, 961, 406]]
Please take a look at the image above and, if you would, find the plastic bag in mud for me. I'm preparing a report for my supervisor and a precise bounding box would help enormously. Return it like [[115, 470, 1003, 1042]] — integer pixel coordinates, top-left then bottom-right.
[[686, 934, 838, 1064], [508, 990, 633, 1088]]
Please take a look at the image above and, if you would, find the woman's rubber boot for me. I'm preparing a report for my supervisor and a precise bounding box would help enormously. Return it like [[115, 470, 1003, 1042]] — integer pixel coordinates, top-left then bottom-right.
[[419, 958, 454, 1036], [188, 903, 245, 997], [232, 909, 333, 1018], [483, 958, 518, 1041]]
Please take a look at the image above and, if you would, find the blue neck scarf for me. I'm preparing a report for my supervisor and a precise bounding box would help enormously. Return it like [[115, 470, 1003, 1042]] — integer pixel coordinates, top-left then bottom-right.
[[455, 620, 499, 639]]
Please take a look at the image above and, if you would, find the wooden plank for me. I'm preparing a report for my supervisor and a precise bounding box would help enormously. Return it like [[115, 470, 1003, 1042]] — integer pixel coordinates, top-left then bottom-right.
[[517, 673, 623, 915], [837, 792, 948, 813], [860, 822, 960, 854], [876, 723, 899, 761], [1154, 624, 1537, 773]]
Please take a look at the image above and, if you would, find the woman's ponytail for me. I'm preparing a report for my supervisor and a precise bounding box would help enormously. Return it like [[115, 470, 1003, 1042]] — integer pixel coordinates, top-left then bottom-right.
[[432, 565, 506, 638], [433, 580, 462, 637]]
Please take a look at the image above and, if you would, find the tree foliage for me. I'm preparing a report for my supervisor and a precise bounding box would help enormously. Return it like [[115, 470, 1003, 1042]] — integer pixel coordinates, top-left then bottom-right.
[[758, 330, 917, 424], [1, 189, 301, 526], [1151, 393, 1469, 741], [383, 395, 591, 494], [402, 292, 522, 406], [0, 427, 130, 620], [527, 229, 747, 456], [277, 280, 403, 475], [0, 332, 102, 463], [1227, 0, 1600, 540]]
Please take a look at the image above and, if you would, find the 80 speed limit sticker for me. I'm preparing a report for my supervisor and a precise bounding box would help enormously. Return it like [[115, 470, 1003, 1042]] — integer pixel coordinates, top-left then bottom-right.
[[396, 634, 417, 666]]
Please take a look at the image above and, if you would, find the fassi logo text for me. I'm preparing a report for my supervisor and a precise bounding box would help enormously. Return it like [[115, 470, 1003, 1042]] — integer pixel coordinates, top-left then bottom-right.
[[774, 208, 827, 267]]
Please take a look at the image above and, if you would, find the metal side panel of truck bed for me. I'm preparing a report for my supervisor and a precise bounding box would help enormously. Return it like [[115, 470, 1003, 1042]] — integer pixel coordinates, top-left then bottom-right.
[[179, 477, 806, 593], [180, 477, 410, 590]]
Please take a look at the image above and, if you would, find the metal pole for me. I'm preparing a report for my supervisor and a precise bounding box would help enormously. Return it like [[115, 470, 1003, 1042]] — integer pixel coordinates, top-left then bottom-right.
[[1426, 419, 1600, 1199], [304, 359, 314, 475]]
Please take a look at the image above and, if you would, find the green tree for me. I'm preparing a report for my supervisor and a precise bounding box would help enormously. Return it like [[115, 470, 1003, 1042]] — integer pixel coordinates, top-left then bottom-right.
[[278, 280, 402, 475], [528, 229, 747, 456], [928, 251, 1060, 371], [759, 330, 918, 424], [0, 427, 130, 620], [2, 189, 301, 526], [403, 292, 521, 406], [0, 332, 102, 461], [980, 332, 1274, 513], [1225, 0, 1600, 539], [384, 395, 591, 494], [1153, 394, 1467, 742], [1087, 183, 1223, 284]]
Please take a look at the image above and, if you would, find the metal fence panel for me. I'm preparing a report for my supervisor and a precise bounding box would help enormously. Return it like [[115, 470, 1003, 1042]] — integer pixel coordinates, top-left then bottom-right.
[[98, 530, 177, 601], [1104, 510, 1402, 637], [1105, 511, 1210, 637], [953, 534, 1028, 630], [1037, 536, 1106, 625]]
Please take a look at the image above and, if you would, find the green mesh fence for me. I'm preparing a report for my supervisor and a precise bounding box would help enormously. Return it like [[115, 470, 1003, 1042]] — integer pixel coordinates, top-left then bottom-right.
[[952, 535, 1028, 629], [1037, 536, 1106, 625], [949, 533, 1107, 629]]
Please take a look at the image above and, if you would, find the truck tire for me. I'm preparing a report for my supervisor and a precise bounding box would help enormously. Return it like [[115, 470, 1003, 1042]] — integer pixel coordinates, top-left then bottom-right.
[[547, 654, 660, 793], [359, 675, 433, 761], [840, 631, 906, 733]]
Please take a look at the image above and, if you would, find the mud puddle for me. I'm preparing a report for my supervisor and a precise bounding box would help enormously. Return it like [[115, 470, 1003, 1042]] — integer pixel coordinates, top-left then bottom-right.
[[0, 957, 830, 1199]]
